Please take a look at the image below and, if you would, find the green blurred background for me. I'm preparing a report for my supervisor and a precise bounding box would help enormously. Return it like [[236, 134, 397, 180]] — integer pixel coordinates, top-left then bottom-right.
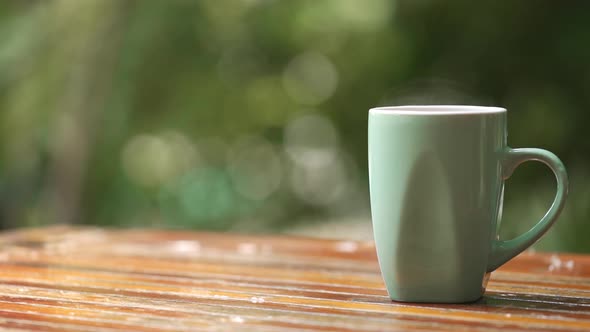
[[0, 0, 588, 252]]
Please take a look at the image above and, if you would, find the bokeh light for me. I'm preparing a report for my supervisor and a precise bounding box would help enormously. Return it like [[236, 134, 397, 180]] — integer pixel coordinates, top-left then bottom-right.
[[121, 131, 198, 188], [289, 151, 353, 207], [284, 113, 339, 168], [282, 52, 339, 106], [227, 135, 282, 201]]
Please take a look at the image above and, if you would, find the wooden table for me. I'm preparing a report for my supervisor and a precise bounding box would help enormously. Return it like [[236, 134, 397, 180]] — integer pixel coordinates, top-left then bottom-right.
[[0, 227, 588, 331]]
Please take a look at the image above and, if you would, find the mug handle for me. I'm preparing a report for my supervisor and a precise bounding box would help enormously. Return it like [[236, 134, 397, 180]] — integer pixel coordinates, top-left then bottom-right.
[[487, 147, 569, 272]]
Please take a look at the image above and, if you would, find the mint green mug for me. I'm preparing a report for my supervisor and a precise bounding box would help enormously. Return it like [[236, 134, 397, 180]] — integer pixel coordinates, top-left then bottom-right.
[[368, 105, 568, 303]]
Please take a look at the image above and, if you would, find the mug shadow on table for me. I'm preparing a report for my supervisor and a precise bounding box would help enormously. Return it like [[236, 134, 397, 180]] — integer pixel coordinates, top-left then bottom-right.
[[477, 291, 590, 311], [353, 290, 589, 312]]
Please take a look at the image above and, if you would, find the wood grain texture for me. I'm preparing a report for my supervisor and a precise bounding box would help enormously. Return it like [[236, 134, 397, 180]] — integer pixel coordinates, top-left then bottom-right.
[[0, 226, 587, 331]]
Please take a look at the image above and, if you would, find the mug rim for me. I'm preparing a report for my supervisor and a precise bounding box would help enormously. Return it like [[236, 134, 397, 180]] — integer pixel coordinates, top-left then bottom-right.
[[369, 105, 506, 115]]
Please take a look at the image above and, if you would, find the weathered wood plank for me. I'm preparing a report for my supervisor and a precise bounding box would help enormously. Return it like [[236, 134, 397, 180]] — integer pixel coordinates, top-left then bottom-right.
[[0, 226, 587, 331]]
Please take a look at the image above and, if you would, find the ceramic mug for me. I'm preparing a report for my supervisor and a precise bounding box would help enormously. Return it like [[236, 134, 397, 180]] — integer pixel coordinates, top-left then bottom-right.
[[368, 105, 568, 303]]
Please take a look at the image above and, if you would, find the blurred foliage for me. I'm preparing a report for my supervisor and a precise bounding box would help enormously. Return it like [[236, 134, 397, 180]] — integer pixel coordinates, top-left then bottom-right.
[[0, 0, 589, 252]]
